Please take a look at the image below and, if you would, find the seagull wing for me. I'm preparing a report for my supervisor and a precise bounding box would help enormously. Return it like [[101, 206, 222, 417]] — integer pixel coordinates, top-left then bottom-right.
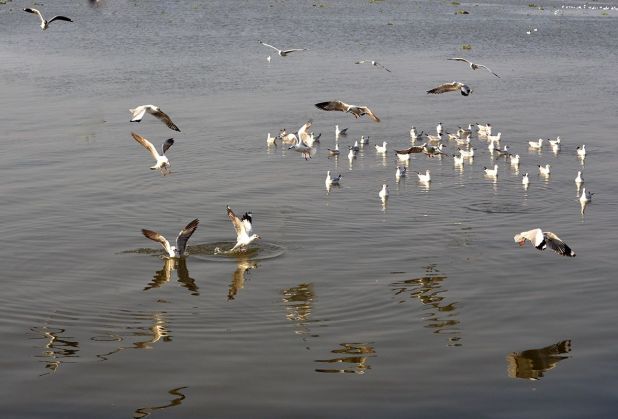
[[227, 206, 245, 239], [315, 100, 349, 112], [142, 229, 173, 256], [131, 132, 160, 161], [24, 8, 45, 24], [427, 82, 460, 94], [477, 64, 501, 78], [298, 120, 312, 144], [544, 232, 576, 257], [355, 60, 369, 64], [48, 16, 73, 24], [129, 106, 147, 122], [377, 62, 392, 72], [358, 106, 381, 123], [148, 108, 181, 132], [258, 41, 280, 53], [175, 218, 200, 256], [281, 48, 306, 54], [447, 57, 471, 64], [241, 213, 254, 236], [161, 138, 174, 155]]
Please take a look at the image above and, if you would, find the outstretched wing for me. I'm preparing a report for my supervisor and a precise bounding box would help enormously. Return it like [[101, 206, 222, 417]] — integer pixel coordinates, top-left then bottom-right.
[[281, 48, 306, 54], [477, 64, 501, 78], [227, 206, 245, 238], [427, 82, 460, 94], [258, 40, 280, 52], [298, 120, 312, 145], [544, 232, 576, 257], [315, 101, 348, 112], [377, 62, 392, 72], [23, 8, 45, 24], [161, 138, 174, 155], [142, 229, 172, 256], [148, 108, 181, 132], [48, 16, 73, 24], [447, 57, 471, 64], [241, 212, 254, 236], [176, 218, 200, 255], [131, 132, 160, 161], [358, 106, 380, 123]]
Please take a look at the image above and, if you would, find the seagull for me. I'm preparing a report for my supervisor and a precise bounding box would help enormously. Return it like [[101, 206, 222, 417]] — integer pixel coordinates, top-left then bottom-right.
[[494, 144, 510, 157], [447, 58, 501, 78], [487, 132, 502, 142], [350, 140, 360, 152], [258, 40, 307, 57], [528, 138, 543, 149], [131, 132, 174, 175], [355, 60, 391, 72], [423, 143, 447, 157], [375, 141, 387, 153], [484, 165, 499, 177], [427, 81, 472, 96], [454, 136, 471, 146], [359, 135, 369, 145], [315, 101, 380, 122], [579, 187, 593, 204], [410, 126, 420, 140], [416, 169, 431, 183], [477, 123, 491, 134], [511, 154, 521, 166], [379, 184, 389, 200], [452, 154, 464, 165], [458, 147, 475, 158], [335, 125, 348, 138], [325, 170, 342, 186], [426, 133, 443, 144], [549, 136, 561, 146], [522, 172, 530, 186], [538, 164, 551, 176], [266, 132, 277, 145], [328, 144, 340, 156], [129, 105, 181, 132], [279, 129, 297, 144], [348, 148, 357, 160], [227, 206, 261, 252], [575, 171, 583, 185], [142, 219, 199, 258], [267, 55, 271, 63], [576, 145, 586, 157], [23, 8, 73, 30], [436, 122, 443, 136], [514, 228, 576, 257], [395, 166, 407, 180], [396, 152, 411, 162], [457, 124, 474, 137], [289, 136, 313, 160]]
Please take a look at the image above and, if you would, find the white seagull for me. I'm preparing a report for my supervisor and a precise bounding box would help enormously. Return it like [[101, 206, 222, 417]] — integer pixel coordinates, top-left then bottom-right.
[[335, 125, 348, 138], [484, 165, 499, 177], [416, 169, 431, 183], [23, 8, 73, 30], [227, 206, 261, 252], [328, 144, 340, 156], [447, 58, 501, 78], [522, 172, 530, 186], [538, 164, 551, 176], [576, 145, 586, 158], [379, 184, 389, 200], [325, 170, 342, 186], [459, 147, 475, 158], [258, 40, 307, 57], [131, 132, 174, 175], [453, 154, 464, 166], [549, 136, 561, 146], [129, 105, 181, 132], [528, 138, 543, 149], [315, 100, 381, 122], [514, 228, 576, 257], [375, 141, 388, 153], [510, 154, 521, 166], [427, 81, 472, 96], [575, 171, 583, 185], [579, 187, 593, 204], [487, 132, 502, 142], [355, 60, 391, 72], [266, 132, 277, 145], [395, 166, 407, 180], [142, 219, 200, 258]]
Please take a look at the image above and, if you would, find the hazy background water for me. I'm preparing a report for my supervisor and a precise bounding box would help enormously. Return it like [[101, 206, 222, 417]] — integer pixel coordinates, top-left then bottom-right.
[[1, 0, 618, 417]]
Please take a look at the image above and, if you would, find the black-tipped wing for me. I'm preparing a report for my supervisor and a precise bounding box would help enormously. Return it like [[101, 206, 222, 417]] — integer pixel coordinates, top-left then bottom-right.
[[447, 57, 471, 64], [477, 64, 501, 78], [48, 16, 73, 24], [227, 206, 244, 237], [176, 219, 199, 255], [149, 108, 181, 132], [427, 82, 461, 94], [544, 232, 576, 257], [161, 138, 174, 155], [241, 212, 253, 236], [315, 101, 348, 112], [357, 106, 380, 122]]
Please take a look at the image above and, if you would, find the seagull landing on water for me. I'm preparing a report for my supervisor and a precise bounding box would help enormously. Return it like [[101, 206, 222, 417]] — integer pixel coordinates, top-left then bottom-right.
[[354, 60, 391, 72], [227, 206, 261, 252], [258, 40, 307, 57], [23, 8, 73, 30], [447, 58, 501, 78], [142, 219, 200, 259], [514, 228, 576, 257], [129, 105, 181, 132], [427, 82, 472, 96], [315, 101, 380, 122], [131, 132, 174, 175]]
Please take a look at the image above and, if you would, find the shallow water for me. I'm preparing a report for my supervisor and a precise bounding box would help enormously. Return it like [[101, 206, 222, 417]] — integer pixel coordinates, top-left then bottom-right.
[[1, 0, 618, 418]]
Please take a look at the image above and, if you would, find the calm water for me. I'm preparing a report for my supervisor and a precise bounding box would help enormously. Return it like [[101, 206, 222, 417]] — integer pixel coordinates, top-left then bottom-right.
[[1, 0, 618, 417]]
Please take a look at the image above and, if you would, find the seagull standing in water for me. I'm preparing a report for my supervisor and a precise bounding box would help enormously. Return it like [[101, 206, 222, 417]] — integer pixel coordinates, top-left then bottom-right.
[[23, 8, 73, 30], [427, 82, 472, 96], [129, 105, 181, 132], [258, 40, 307, 57], [142, 219, 200, 258], [514, 228, 576, 257], [354, 60, 391, 72], [131, 132, 174, 175], [227, 206, 261, 252], [447, 58, 501, 78]]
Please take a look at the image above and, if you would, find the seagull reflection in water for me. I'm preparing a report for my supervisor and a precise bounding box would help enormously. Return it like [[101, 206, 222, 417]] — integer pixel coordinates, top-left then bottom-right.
[[30, 326, 79, 376], [506, 339, 572, 380], [133, 386, 188, 419], [315, 343, 376, 374], [391, 264, 462, 346], [282, 283, 318, 346], [228, 254, 258, 300], [144, 258, 199, 296]]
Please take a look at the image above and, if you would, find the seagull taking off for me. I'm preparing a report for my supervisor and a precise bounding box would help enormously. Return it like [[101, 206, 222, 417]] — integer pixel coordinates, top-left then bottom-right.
[[355, 60, 391, 72], [131, 132, 174, 175], [427, 82, 472, 96], [142, 219, 200, 258], [23, 8, 73, 30], [129, 105, 181, 132], [258, 40, 307, 57], [227, 206, 261, 252], [315, 100, 380, 122], [447, 58, 501, 78], [514, 228, 576, 257]]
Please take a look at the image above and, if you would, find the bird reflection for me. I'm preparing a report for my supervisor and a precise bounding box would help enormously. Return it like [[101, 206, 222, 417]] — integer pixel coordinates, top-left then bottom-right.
[[133, 386, 188, 419], [282, 283, 319, 342], [228, 255, 258, 300], [30, 326, 79, 376], [315, 342, 376, 374], [391, 264, 462, 346], [144, 258, 199, 296], [506, 339, 572, 380], [94, 312, 171, 361]]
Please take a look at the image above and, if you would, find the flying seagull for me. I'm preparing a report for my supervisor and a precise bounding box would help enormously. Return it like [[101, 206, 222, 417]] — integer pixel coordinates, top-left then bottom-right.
[[447, 58, 500, 78], [142, 219, 200, 258], [315, 100, 380, 122], [514, 228, 576, 257], [355, 60, 391, 72], [227, 206, 261, 252], [23, 8, 73, 30], [131, 132, 174, 175], [427, 82, 472, 96], [129, 105, 181, 132], [258, 40, 307, 57]]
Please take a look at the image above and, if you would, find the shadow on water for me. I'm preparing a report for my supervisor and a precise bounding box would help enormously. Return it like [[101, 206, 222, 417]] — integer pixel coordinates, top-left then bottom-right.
[[228, 254, 258, 301], [314, 343, 376, 374], [144, 258, 199, 296], [390, 264, 462, 347], [29, 326, 79, 376], [133, 386, 188, 419], [506, 339, 572, 381]]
